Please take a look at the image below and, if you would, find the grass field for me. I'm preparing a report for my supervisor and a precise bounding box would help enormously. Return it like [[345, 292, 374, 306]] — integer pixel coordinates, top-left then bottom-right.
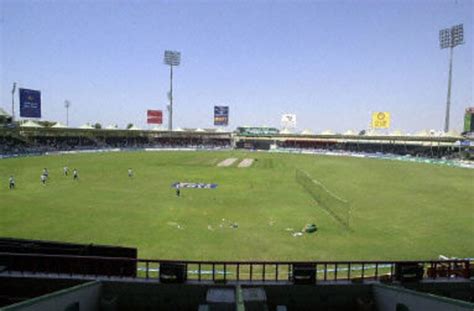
[[0, 150, 473, 261]]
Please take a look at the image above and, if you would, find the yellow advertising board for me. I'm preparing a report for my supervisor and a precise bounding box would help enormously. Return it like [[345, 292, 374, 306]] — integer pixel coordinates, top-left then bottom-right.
[[371, 112, 391, 129]]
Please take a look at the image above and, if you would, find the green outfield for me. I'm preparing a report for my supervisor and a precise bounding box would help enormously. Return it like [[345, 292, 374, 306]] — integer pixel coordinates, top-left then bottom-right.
[[0, 151, 473, 261]]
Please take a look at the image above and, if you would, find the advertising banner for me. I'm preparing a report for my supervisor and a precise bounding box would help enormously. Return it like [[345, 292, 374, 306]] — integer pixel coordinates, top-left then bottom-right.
[[371, 112, 391, 129], [464, 107, 474, 132], [214, 106, 229, 126], [19, 88, 41, 118], [147, 110, 163, 124]]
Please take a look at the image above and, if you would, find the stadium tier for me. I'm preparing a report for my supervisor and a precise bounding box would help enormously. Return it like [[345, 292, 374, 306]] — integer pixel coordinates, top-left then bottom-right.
[[0, 126, 472, 159]]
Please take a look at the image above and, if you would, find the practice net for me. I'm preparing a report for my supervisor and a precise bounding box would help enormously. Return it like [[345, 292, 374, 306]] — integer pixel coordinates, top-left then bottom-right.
[[295, 168, 352, 229]]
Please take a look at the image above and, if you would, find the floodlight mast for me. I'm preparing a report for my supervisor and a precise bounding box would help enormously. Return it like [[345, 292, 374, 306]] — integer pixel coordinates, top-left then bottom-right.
[[439, 24, 464, 132], [11, 82, 16, 121], [64, 100, 71, 126], [163, 50, 181, 131]]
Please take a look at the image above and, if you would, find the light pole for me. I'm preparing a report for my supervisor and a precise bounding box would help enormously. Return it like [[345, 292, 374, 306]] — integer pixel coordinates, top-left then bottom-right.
[[11, 82, 16, 121], [64, 100, 71, 126], [439, 24, 464, 133], [163, 50, 181, 131]]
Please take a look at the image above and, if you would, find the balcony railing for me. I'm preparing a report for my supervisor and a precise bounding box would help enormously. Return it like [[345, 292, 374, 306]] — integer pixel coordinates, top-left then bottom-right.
[[1, 252, 471, 284]]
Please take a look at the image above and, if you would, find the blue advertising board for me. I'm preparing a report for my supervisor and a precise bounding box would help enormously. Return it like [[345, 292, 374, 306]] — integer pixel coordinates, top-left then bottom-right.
[[214, 106, 229, 126], [19, 88, 41, 118]]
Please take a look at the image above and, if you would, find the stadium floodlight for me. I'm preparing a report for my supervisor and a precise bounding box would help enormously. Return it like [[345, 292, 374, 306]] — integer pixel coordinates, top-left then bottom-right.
[[164, 50, 181, 66], [439, 24, 464, 132], [163, 50, 181, 131], [11, 82, 16, 121], [64, 100, 71, 126]]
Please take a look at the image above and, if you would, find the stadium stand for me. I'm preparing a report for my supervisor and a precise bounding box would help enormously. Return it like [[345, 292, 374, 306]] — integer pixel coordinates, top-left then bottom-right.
[[0, 126, 472, 159], [0, 127, 232, 156]]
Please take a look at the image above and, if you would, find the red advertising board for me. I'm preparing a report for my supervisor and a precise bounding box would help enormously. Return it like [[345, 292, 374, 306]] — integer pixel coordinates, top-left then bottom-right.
[[147, 110, 163, 124]]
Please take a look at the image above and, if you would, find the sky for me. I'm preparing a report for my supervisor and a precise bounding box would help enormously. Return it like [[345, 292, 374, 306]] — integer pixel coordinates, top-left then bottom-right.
[[0, 0, 472, 133]]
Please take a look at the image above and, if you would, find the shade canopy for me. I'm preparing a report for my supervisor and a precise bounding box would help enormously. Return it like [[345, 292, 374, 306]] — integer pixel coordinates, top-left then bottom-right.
[[79, 124, 94, 129], [52, 122, 67, 128], [21, 120, 43, 128]]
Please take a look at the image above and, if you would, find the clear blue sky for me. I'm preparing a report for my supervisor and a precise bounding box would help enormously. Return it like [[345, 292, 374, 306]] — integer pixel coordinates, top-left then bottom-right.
[[0, 0, 472, 132]]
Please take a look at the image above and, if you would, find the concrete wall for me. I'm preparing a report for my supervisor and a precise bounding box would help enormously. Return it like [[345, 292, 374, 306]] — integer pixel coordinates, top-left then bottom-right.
[[102, 282, 374, 310], [101, 281, 213, 310], [403, 281, 473, 302], [0, 276, 85, 307], [3, 277, 472, 311], [262, 284, 374, 311], [373, 284, 474, 311], [3, 281, 101, 311]]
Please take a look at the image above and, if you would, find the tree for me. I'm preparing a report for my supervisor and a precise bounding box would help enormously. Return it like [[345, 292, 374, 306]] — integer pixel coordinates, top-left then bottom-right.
[[126, 123, 134, 129], [94, 123, 102, 129], [358, 130, 366, 136]]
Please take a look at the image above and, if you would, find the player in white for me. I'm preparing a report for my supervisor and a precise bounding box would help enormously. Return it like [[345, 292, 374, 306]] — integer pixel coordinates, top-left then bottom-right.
[[43, 168, 49, 179], [40, 174, 47, 185], [63, 166, 69, 176], [73, 168, 78, 180], [128, 168, 133, 178], [9, 176, 15, 190]]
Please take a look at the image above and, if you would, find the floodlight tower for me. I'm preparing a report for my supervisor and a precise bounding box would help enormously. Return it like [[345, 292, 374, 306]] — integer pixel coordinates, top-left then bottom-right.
[[64, 100, 71, 126], [163, 50, 181, 131], [439, 24, 464, 132], [11, 82, 16, 121]]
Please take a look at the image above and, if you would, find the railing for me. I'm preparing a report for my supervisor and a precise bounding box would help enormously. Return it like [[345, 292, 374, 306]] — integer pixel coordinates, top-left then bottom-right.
[[136, 259, 471, 283], [0, 252, 471, 284]]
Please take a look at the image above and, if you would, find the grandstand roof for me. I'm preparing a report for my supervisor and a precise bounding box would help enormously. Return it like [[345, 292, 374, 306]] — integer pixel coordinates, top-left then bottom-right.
[[20, 120, 43, 128], [52, 122, 67, 128], [415, 130, 430, 137], [0, 108, 11, 117], [366, 129, 385, 136], [151, 126, 165, 131], [390, 130, 404, 136], [79, 124, 94, 129], [320, 129, 335, 135], [443, 129, 462, 138]]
